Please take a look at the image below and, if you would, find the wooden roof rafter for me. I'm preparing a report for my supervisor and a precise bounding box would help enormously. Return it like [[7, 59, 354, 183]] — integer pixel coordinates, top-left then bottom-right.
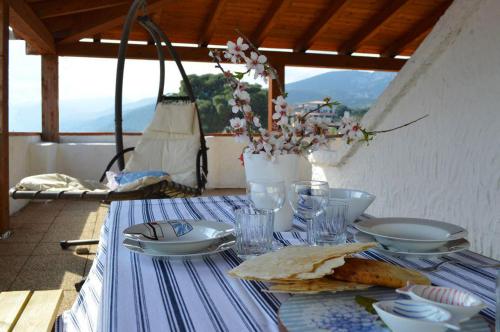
[[56, 0, 171, 45], [381, 0, 453, 58], [337, 0, 410, 55], [198, 0, 228, 47], [8, 0, 55, 54], [30, 0, 129, 20], [293, 0, 349, 53], [56, 41, 406, 71], [250, 0, 291, 48]]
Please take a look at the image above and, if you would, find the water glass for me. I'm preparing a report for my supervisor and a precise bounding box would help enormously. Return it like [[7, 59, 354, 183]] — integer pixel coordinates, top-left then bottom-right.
[[315, 199, 349, 245], [234, 207, 274, 259], [289, 180, 329, 245], [246, 180, 285, 212]]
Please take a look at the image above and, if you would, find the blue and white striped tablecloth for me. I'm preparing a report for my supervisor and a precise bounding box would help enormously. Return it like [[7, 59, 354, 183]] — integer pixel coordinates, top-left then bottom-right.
[[56, 196, 498, 331]]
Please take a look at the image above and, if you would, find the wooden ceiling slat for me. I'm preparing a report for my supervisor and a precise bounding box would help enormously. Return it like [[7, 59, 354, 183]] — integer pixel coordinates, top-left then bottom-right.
[[9, 0, 55, 54], [57, 0, 172, 45], [337, 0, 409, 55], [198, 0, 228, 47], [250, 0, 291, 47], [10, 0, 454, 69], [381, 0, 453, 58], [293, 0, 349, 53], [55, 42, 405, 71], [31, 0, 128, 19]]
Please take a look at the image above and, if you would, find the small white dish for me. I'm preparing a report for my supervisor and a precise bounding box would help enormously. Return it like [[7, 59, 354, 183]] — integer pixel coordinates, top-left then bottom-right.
[[397, 283, 486, 322], [329, 188, 375, 224], [353, 218, 467, 251], [123, 220, 234, 254], [354, 232, 470, 258], [122, 234, 236, 258], [373, 300, 461, 332]]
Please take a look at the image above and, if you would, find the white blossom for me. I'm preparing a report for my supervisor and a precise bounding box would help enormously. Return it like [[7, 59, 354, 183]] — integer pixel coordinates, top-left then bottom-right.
[[224, 37, 249, 63], [338, 114, 364, 141], [245, 52, 267, 78]]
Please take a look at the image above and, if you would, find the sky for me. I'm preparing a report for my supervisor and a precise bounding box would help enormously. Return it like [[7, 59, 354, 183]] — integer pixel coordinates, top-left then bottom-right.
[[9, 40, 337, 106]]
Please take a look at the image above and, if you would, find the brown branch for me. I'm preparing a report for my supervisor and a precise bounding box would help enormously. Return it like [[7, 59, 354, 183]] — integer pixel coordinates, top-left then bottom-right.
[[235, 28, 285, 96], [367, 114, 429, 134]]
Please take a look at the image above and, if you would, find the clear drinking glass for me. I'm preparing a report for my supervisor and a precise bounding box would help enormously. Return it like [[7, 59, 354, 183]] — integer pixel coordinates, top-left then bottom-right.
[[246, 180, 286, 213], [315, 198, 349, 245], [234, 207, 274, 259], [289, 180, 329, 245]]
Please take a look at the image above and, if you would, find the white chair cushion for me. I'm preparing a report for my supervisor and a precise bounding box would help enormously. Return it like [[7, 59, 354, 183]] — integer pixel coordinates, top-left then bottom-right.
[[148, 101, 196, 135], [125, 102, 201, 188]]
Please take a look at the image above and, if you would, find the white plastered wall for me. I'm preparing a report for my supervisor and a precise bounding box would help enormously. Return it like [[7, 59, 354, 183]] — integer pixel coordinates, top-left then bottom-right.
[[310, 0, 500, 259]]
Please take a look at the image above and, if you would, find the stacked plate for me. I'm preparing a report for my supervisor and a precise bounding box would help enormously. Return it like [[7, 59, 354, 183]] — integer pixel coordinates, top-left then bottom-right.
[[122, 219, 235, 258], [353, 217, 470, 257]]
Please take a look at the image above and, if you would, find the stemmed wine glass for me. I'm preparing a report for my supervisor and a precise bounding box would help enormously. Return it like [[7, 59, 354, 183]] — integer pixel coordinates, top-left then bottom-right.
[[246, 180, 286, 214], [289, 180, 329, 245]]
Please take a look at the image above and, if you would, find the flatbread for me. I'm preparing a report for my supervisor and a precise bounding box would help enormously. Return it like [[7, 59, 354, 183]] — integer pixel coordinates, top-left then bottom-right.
[[265, 278, 371, 294], [331, 257, 430, 288], [295, 256, 345, 279], [228, 243, 376, 280]]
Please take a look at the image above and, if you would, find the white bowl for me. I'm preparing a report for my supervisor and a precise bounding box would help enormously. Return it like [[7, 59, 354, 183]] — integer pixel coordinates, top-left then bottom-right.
[[397, 283, 486, 322], [329, 188, 375, 224], [373, 300, 461, 332]]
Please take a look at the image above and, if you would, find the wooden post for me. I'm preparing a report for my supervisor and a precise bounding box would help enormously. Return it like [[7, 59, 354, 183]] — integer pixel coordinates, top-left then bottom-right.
[[268, 63, 285, 131], [41, 55, 59, 142], [0, 0, 9, 237]]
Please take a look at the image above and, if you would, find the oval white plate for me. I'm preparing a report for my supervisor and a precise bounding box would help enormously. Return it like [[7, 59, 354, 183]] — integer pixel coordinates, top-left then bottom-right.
[[354, 232, 469, 258], [353, 218, 467, 251], [122, 234, 236, 258], [123, 220, 234, 254]]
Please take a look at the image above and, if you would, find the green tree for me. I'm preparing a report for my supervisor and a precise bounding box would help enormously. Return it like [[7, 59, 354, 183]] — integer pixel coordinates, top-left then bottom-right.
[[180, 74, 268, 133]]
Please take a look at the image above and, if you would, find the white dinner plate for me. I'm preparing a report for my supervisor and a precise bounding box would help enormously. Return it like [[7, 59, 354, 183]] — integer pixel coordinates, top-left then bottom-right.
[[122, 234, 236, 258], [353, 217, 467, 251], [123, 220, 234, 254], [354, 232, 470, 258]]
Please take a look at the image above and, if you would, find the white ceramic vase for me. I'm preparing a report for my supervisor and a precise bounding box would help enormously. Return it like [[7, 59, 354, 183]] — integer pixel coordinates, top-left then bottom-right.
[[243, 153, 301, 231]]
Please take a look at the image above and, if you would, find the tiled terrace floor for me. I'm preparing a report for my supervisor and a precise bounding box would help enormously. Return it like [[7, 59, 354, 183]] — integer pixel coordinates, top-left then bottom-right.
[[1, 188, 244, 316]]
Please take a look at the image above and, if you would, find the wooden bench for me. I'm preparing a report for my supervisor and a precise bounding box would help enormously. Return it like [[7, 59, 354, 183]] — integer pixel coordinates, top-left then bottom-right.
[[0, 290, 63, 332]]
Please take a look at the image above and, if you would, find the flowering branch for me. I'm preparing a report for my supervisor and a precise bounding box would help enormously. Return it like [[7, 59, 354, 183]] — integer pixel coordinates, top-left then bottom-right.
[[208, 34, 428, 160]]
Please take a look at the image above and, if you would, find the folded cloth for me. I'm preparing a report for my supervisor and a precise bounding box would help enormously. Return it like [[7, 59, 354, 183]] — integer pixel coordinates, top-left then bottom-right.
[[106, 171, 171, 192], [16, 173, 108, 192]]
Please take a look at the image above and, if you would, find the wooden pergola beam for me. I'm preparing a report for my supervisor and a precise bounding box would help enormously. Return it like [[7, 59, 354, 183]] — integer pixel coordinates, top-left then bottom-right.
[[8, 0, 55, 54], [57, 0, 171, 45], [198, 0, 227, 47], [55, 42, 406, 71], [0, 0, 9, 236], [41, 55, 59, 142], [250, 0, 290, 48], [268, 63, 284, 131], [293, 0, 349, 53], [381, 0, 452, 58], [31, 0, 128, 20], [337, 0, 409, 55]]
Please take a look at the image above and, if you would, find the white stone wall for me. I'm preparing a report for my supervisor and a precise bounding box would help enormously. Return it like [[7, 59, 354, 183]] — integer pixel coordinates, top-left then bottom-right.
[[9, 136, 252, 215], [311, 0, 500, 259], [9, 135, 40, 214]]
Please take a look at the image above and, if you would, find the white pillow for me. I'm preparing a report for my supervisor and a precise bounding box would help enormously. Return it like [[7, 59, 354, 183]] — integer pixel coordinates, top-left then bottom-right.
[[147, 102, 196, 135]]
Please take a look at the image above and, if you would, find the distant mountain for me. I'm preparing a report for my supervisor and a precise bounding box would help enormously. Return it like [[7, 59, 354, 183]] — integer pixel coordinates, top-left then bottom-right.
[[10, 70, 396, 132], [71, 97, 156, 132], [286, 71, 396, 109]]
